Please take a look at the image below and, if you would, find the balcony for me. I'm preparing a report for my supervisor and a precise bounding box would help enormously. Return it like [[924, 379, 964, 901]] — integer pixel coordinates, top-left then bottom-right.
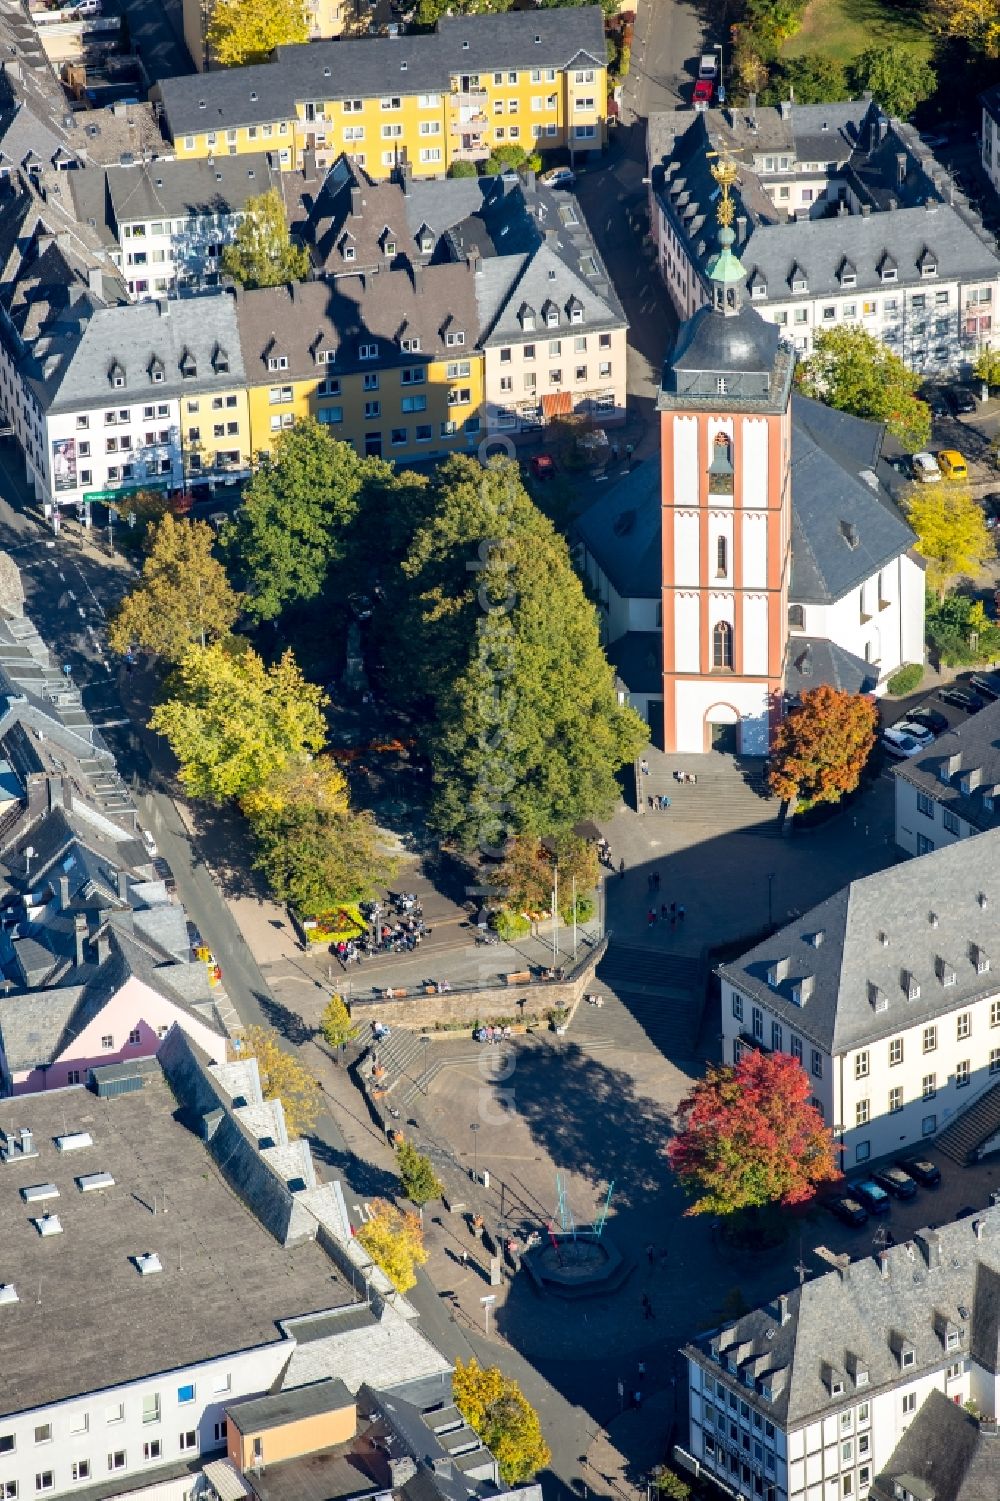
[[450, 142, 487, 162], [449, 87, 488, 107]]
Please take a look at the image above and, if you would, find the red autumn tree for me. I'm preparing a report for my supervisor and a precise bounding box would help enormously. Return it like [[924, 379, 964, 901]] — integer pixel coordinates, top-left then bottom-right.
[[768, 685, 878, 809], [666, 1050, 839, 1217]]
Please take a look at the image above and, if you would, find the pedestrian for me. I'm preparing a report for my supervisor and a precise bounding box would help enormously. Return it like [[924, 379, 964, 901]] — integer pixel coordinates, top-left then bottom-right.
[[619, 858, 626, 878], [647, 908, 656, 927], [611, 442, 620, 462], [669, 902, 676, 920], [646, 1243, 655, 1265], [638, 1360, 646, 1380], [678, 903, 686, 921], [634, 1389, 643, 1408], [640, 757, 650, 776], [653, 870, 660, 891], [647, 872, 654, 892], [461, 1248, 469, 1267], [661, 902, 669, 920]]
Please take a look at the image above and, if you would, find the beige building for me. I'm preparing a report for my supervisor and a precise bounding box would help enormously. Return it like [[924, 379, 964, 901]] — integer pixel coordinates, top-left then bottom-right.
[[183, 0, 348, 73]]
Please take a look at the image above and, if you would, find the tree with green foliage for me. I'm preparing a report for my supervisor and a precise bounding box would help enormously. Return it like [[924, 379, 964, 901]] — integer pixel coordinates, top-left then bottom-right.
[[667, 1050, 839, 1218], [150, 642, 327, 802], [240, 753, 349, 823], [250, 799, 396, 916], [225, 421, 366, 619], [220, 188, 310, 289], [926, 591, 1000, 666], [453, 1360, 551, 1484], [319, 993, 359, 1053], [395, 455, 646, 849], [206, 0, 307, 66], [448, 160, 478, 178], [761, 53, 848, 105], [357, 1201, 428, 1292], [796, 326, 931, 450], [849, 45, 936, 120], [768, 685, 878, 810], [906, 481, 993, 598], [487, 833, 599, 917], [108, 515, 241, 664], [974, 349, 1000, 388], [395, 1137, 443, 1207], [653, 1472, 691, 1501], [483, 144, 542, 176]]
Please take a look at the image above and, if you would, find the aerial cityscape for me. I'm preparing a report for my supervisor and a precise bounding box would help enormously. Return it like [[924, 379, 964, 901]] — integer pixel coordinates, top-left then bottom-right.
[[0, 0, 998, 1499]]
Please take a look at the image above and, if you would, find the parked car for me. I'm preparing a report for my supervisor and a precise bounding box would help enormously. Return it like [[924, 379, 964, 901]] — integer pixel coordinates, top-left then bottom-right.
[[938, 685, 987, 713], [911, 451, 941, 482], [969, 673, 1000, 701], [938, 449, 969, 480], [882, 726, 923, 758], [892, 718, 935, 748], [897, 1157, 941, 1187], [850, 1179, 892, 1215], [530, 453, 557, 479], [981, 492, 1000, 530], [924, 390, 952, 419], [907, 706, 948, 736], [693, 79, 714, 109], [825, 1195, 869, 1227], [539, 167, 575, 189], [871, 1165, 918, 1199], [949, 387, 978, 415]]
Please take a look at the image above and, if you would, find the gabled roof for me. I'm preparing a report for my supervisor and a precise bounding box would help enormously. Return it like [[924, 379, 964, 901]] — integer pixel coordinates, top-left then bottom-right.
[[870, 1390, 997, 1501], [893, 698, 1000, 834], [718, 828, 1000, 1056]]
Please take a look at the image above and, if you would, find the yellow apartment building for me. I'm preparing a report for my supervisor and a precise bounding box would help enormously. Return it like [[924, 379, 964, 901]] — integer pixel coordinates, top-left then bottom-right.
[[234, 271, 484, 463], [154, 6, 607, 177], [179, 378, 253, 480]]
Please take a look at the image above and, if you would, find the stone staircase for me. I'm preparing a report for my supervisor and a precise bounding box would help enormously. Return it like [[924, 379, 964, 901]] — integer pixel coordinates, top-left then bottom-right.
[[935, 1081, 1000, 1165], [569, 943, 704, 1058], [640, 757, 781, 834]]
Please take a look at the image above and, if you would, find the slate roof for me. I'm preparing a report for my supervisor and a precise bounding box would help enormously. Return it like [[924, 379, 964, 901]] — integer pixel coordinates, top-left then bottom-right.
[[870, 1390, 999, 1501], [648, 101, 999, 306], [87, 153, 276, 230], [718, 827, 1000, 1056], [158, 6, 605, 139], [789, 395, 916, 605], [659, 301, 794, 411], [575, 461, 661, 600], [785, 637, 876, 698], [234, 265, 480, 379], [893, 699, 1000, 835], [28, 290, 245, 412], [686, 1204, 1000, 1430]]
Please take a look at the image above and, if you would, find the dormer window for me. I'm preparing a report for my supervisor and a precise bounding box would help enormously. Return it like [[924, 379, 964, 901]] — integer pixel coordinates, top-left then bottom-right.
[[789, 263, 807, 293], [748, 269, 767, 301], [212, 344, 229, 374], [359, 343, 379, 360], [920, 252, 938, 278], [109, 360, 125, 388], [880, 258, 897, 283], [519, 303, 536, 331], [445, 331, 465, 347], [545, 305, 559, 328], [267, 355, 289, 371], [419, 232, 433, 254], [567, 297, 584, 324], [315, 347, 335, 365], [180, 350, 197, 379], [838, 258, 856, 288], [343, 244, 356, 262], [148, 357, 164, 385], [900, 1345, 915, 1368]]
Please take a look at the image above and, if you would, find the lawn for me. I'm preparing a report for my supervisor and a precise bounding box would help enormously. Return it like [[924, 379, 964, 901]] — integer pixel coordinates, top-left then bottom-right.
[[783, 0, 933, 67]]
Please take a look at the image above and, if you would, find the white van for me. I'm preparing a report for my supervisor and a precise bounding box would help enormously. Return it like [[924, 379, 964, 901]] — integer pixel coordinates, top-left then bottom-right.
[[911, 451, 941, 482]]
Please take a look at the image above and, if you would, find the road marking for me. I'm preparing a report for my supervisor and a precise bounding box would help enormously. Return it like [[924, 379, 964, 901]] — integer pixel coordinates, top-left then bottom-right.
[[57, 571, 65, 581], [77, 606, 86, 618], [67, 589, 76, 601]]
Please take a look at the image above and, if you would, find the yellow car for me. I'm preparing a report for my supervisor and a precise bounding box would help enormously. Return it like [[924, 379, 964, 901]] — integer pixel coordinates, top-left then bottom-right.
[[938, 449, 968, 480]]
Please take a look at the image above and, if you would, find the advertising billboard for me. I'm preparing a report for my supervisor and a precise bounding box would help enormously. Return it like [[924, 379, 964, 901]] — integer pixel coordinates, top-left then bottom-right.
[[51, 437, 78, 494]]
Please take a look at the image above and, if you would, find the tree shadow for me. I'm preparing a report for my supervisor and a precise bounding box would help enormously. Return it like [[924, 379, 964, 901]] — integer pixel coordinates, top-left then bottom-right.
[[254, 991, 317, 1047], [307, 1131, 399, 1201]]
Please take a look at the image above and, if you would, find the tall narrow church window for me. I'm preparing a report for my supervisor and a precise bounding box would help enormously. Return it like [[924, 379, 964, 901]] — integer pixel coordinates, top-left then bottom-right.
[[788, 604, 805, 630], [716, 536, 727, 576], [708, 433, 734, 494], [713, 620, 733, 669]]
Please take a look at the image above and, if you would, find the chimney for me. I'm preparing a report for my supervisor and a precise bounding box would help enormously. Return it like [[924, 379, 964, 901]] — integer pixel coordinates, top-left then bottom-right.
[[887, 196, 897, 210], [116, 868, 129, 903], [95, 933, 110, 966], [47, 776, 63, 811], [914, 1229, 942, 1268], [88, 266, 103, 296], [432, 1460, 452, 1479], [389, 1459, 417, 1487], [878, 1251, 890, 1281], [350, 184, 363, 217], [860, 204, 871, 217], [466, 249, 481, 276], [523, 168, 536, 194], [896, 153, 907, 187], [302, 146, 316, 179], [736, 214, 747, 245], [748, 92, 757, 117], [780, 100, 792, 121], [412, 263, 423, 297], [112, 98, 127, 118], [57, 874, 70, 911], [397, 159, 412, 194], [158, 298, 170, 317], [869, 119, 878, 153], [777, 1293, 790, 1324], [73, 912, 87, 968]]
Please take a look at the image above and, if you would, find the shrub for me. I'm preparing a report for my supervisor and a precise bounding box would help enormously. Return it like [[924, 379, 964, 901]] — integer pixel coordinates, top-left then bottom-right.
[[493, 910, 531, 941], [560, 893, 596, 924], [886, 663, 924, 696], [448, 161, 477, 178]]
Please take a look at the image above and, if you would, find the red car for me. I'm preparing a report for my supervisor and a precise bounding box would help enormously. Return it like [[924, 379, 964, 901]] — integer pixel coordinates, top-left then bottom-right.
[[530, 454, 556, 479], [693, 79, 713, 109]]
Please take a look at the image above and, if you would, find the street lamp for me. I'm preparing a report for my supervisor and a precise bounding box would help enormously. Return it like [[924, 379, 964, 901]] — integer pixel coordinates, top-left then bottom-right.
[[766, 871, 775, 929], [714, 42, 725, 103], [470, 1122, 480, 1182], [420, 1034, 431, 1094]]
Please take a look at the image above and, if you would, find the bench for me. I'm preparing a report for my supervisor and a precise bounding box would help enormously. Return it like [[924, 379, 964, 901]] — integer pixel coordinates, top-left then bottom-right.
[[504, 970, 531, 985]]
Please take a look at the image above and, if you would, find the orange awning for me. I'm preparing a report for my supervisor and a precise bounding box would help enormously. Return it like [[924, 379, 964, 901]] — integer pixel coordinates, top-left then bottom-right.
[[541, 391, 572, 420]]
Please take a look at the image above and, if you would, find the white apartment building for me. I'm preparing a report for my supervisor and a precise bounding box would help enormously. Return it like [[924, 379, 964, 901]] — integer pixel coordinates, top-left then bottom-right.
[[894, 701, 1000, 858], [679, 1205, 1000, 1501], [649, 99, 1000, 370], [718, 832, 1000, 1169], [68, 156, 276, 301], [0, 292, 249, 515]]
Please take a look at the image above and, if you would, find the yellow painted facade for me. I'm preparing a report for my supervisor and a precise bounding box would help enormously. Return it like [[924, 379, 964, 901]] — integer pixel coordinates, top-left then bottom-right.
[[244, 353, 485, 463], [166, 68, 606, 176], [179, 383, 254, 478]]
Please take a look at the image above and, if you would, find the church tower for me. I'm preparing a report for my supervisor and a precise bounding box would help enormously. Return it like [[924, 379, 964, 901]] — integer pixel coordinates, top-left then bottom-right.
[[657, 154, 795, 755]]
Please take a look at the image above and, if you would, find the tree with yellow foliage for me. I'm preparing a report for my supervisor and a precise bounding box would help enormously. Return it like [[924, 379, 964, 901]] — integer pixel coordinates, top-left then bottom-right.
[[108, 515, 241, 664], [356, 1201, 428, 1293], [240, 1025, 322, 1138], [906, 482, 994, 599], [927, 0, 1000, 58], [206, 0, 308, 67], [240, 754, 350, 823], [452, 1359, 551, 1484]]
